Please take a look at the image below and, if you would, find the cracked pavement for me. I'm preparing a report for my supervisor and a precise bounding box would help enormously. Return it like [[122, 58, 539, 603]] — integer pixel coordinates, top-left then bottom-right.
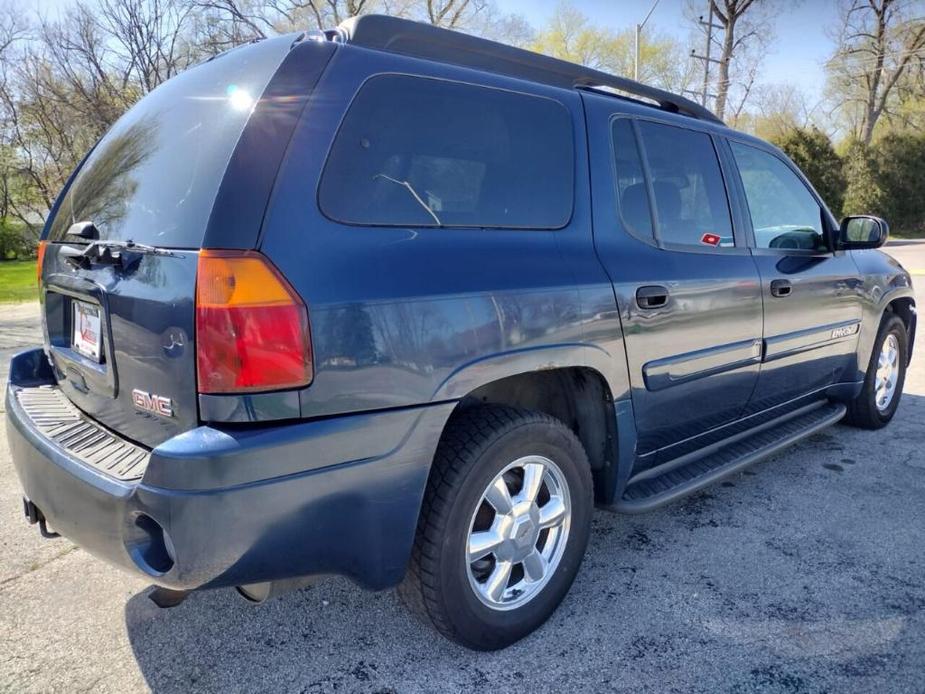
[[1, 242, 924, 693]]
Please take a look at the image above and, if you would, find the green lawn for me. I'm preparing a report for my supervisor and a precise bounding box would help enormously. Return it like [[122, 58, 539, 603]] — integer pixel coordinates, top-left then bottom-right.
[[0, 260, 39, 303]]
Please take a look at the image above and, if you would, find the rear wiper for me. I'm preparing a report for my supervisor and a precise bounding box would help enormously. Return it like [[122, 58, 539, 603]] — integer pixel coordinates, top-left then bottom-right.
[[61, 239, 181, 271], [373, 173, 442, 225], [66, 221, 99, 240]]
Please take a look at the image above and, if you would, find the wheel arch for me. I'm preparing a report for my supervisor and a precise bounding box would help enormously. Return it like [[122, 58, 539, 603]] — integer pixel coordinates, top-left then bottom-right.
[[446, 366, 627, 505], [884, 296, 916, 365]]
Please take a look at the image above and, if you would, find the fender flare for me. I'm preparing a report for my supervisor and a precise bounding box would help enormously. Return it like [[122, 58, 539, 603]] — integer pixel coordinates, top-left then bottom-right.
[[857, 285, 917, 374], [429, 342, 628, 403]]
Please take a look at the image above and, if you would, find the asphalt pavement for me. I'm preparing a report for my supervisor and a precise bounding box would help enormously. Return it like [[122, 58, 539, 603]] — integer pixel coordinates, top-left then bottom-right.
[[1, 242, 924, 693]]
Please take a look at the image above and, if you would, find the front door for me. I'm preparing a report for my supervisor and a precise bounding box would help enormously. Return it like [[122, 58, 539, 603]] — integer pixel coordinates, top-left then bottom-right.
[[584, 93, 764, 466], [724, 139, 865, 414]]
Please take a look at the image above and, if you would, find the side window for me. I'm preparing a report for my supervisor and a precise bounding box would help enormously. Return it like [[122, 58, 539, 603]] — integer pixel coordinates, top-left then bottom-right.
[[730, 142, 826, 252], [611, 119, 653, 238], [319, 75, 574, 229], [637, 121, 734, 249]]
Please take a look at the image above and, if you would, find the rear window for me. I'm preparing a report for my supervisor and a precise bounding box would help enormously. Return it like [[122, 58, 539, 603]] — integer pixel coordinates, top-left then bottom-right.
[[319, 75, 574, 229], [47, 36, 293, 248], [611, 118, 653, 238], [636, 121, 733, 249]]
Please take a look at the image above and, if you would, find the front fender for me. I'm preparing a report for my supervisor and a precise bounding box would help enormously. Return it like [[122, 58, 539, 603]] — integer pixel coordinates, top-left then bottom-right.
[[852, 249, 916, 375]]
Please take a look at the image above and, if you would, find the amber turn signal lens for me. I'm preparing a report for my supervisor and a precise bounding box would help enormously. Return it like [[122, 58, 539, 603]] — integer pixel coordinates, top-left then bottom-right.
[[36, 240, 47, 283]]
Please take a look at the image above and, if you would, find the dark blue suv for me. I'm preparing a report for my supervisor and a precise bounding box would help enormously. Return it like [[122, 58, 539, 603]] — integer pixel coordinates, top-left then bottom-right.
[[5, 16, 916, 650]]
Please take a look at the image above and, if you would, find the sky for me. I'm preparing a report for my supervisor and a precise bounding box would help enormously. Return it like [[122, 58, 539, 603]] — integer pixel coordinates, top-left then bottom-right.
[[502, 0, 839, 98], [32, 0, 839, 99]]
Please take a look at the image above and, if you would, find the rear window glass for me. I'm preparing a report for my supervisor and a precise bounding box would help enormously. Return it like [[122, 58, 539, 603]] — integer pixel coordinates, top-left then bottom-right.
[[319, 75, 574, 229], [611, 119, 653, 238], [637, 121, 734, 249], [47, 36, 292, 248]]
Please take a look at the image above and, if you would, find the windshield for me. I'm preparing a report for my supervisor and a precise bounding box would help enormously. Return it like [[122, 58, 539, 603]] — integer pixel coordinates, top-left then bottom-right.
[[47, 36, 293, 248]]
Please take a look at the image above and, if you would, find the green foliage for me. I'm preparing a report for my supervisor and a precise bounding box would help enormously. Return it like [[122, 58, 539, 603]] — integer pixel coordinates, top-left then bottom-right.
[[773, 128, 846, 216], [870, 132, 925, 236], [0, 260, 38, 303], [842, 140, 885, 219], [529, 2, 695, 92], [0, 219, 36, 260]]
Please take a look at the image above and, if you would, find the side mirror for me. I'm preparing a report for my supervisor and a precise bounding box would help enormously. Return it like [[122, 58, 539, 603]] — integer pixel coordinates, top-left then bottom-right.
[[838, 215, 889, 250]]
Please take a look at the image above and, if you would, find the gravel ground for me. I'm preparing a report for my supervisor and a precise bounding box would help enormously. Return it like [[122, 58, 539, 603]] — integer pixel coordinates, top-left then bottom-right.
[[1, 244, 924, 693]]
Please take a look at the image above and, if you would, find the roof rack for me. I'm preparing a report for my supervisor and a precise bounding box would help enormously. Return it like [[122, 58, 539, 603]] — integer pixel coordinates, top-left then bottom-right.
[[334, 15, 723, 125]]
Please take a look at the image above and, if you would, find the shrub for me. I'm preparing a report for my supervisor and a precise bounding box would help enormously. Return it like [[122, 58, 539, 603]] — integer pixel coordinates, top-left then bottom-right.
[[871, 132, 925, 235], [842, 140, 886, 220], [774, 128, 846, 216], [0, 219, 37, 260]]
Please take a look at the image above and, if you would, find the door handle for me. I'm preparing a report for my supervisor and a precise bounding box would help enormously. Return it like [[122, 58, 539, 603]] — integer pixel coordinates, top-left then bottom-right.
[[770, 280, 792, 298], [636, 285, 669, 309]]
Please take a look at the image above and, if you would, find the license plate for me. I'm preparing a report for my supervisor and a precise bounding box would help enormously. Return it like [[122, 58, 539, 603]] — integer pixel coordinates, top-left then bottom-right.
[[72, 301, 102, 361]]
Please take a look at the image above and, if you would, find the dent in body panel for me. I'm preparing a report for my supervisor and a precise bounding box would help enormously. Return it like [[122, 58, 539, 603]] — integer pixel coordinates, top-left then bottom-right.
[[610, 270, 765, 456], [259, 44, 629, 419]]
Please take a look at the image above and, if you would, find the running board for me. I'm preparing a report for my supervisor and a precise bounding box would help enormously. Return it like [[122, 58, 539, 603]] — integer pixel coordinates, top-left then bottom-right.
[[613, 401, 847, 514]]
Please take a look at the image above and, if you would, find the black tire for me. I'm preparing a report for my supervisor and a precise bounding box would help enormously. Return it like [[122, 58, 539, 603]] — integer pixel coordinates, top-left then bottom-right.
[[845, 313, 908, 429], [399, 405, 593, 650]]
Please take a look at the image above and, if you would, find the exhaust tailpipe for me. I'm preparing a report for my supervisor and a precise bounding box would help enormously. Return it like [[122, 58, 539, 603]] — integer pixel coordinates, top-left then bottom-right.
[[148, 586, 190, 608], [236, 576, 319, 604]]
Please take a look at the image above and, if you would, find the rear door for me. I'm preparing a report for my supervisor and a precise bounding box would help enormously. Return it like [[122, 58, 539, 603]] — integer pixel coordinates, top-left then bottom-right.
[[38, 36, 299, 448], [584, 92, 764, 465], [724, 139, 864, 413]]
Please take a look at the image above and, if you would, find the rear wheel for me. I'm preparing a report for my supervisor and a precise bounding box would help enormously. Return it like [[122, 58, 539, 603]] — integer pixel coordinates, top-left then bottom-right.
[[399, 405, 593, 650], [845, 314, 908, 429]]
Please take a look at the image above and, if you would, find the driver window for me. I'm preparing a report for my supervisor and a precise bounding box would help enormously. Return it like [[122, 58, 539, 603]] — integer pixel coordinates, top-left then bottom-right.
[[730, 142, 826, 252]]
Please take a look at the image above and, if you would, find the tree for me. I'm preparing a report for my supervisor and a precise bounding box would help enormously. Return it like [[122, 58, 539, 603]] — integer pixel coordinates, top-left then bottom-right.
[[826, 0, 925, 145], [842, 140, 885, 218], [531, 2, 696, 93], [871, 132, 925, 234], [0, 0, 200, 228], [702, 0, 770, 121], [194, 0, 520, 49], [773, 127, 846, 216]]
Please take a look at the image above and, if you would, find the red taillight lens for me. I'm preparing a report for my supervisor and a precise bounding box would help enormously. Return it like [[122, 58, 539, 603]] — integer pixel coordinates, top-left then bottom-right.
[[36, 240, 47, 283], [195, 250, 313, 394]]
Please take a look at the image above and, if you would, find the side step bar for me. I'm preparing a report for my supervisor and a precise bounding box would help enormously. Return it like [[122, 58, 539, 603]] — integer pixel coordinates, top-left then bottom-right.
[[613, 401, 847, 514]]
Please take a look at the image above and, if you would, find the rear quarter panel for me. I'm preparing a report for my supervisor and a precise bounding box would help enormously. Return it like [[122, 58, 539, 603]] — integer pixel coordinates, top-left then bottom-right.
[[257, 45, 629, 418]]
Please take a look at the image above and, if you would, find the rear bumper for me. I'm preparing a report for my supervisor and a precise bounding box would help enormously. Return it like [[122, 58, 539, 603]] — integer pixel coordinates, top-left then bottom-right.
[[6, 348, 453, 591]]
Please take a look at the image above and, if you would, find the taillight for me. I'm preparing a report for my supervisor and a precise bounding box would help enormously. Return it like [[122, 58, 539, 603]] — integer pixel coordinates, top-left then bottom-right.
[[36, 240, 47, 283], [195, 250, 313, 394]]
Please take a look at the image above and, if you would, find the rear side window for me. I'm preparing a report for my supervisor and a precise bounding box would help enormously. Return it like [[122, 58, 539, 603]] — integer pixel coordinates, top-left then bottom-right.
[[47, 36, 293, 247], [611, 119, 653, 238], [637, 122, 734, 249], [319, 75, 574, 229]]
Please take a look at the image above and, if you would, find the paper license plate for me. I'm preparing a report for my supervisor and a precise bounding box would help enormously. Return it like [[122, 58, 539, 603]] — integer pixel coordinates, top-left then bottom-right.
[[72, 301, 102, 361]]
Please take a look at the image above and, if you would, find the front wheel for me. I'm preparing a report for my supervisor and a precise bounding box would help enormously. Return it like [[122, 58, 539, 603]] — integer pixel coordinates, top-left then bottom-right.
[[399, 405, 593, 650], [845, 313, 908, 429]]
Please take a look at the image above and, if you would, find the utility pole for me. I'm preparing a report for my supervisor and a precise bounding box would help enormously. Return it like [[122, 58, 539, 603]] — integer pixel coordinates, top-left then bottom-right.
[[689, 1, 723, 107], [634, 0, 661, 82]]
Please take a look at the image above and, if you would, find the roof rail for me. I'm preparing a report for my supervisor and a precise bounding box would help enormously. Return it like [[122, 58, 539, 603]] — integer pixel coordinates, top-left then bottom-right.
[[335, 15, 723, 125]]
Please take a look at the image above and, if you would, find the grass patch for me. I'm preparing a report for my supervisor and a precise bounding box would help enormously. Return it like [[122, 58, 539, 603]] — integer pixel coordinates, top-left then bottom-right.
[[0, 260, 38, 303], [891, 228, 925, 239]]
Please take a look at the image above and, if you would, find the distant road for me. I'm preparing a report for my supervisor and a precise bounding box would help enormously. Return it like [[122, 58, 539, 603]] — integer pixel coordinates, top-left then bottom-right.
[[885, 238, 925, 276]]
